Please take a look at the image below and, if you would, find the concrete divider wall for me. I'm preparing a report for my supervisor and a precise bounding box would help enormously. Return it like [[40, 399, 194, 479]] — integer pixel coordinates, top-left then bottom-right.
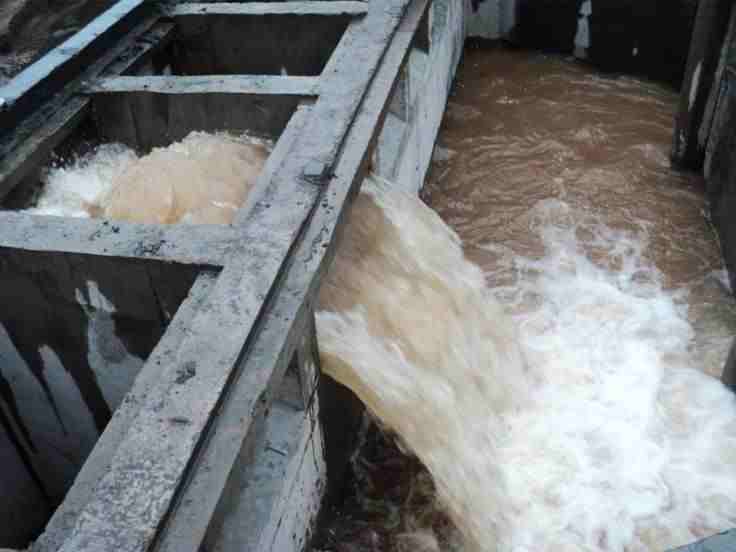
[[236, 2, 470, 549], [205, 1, 472, 549], [0, 252, 196, 547], [374, 0, 467, 194]]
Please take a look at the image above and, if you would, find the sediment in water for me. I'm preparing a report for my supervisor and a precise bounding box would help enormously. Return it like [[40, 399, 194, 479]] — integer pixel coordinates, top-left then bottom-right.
[[317, 174, 736, 552]]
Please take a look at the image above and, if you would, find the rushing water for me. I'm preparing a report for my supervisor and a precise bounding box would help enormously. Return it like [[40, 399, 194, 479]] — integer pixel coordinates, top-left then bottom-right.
[[26, 44, 736, 552], [315, 47, 736, 552], [25, 131, 269, 224]]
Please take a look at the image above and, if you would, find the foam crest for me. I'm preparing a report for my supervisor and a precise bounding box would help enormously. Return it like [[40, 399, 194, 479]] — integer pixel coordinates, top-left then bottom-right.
[[26, 132, 269, 224], [495, 200, 736, 551], [318, 175, 535, 551], [317, 178, 736, 551]]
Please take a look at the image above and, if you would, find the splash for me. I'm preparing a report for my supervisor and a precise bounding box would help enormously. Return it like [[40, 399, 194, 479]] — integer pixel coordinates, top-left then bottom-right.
[[318, 174, 533, 551], [316, 175, 736, 551], [26, 132, 269, 224]]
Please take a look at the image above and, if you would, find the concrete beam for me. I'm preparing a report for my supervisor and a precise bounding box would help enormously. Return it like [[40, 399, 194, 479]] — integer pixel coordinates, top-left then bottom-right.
[[156, 2, 431, 547], [86, 75, 320, 96], [54, 4, 416, 551], [0, 212, 236, 267], [0, 21, 174, 201], [32, 273, 218, 552], [167, 2, 368, 17], [0, 0, 458, 549], [87, 76, 319, 148], [0, 0, 154, 132]]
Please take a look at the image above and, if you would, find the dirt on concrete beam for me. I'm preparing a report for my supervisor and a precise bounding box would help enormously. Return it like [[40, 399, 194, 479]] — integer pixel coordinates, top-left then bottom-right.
[[0, 0, 115, 85]]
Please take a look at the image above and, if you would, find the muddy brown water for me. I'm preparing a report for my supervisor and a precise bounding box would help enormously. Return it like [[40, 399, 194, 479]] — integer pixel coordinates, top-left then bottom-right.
[[315, 45, 736, 552], [424, 46, 736, 380]]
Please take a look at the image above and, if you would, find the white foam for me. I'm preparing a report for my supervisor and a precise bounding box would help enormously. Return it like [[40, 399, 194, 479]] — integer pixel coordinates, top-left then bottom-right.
[[25, 132, 269, 225], [27, 143, 137, 218], [317, 178, 736, 551], [496, 199, 736, 551]]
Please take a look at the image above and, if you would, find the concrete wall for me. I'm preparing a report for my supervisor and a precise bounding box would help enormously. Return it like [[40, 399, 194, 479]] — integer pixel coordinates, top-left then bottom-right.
[[466, 0, 516, 40], [207, 2, 469, 549], [202, 1, 469, 549], [700, 7, 736, 296], [200, 330, 327, 552], [374, 0, 466, 194], [466, 0, 697, 86], [0, 418, 49, 547], [0, 252, 196, 547]]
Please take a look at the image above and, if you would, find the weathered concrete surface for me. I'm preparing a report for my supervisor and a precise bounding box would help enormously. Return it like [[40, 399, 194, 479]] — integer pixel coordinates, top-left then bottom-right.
[[0, 0, 153, 131], [32, 273, 217, 552], [373, 0, 464, 194], [0, 17, 173, 202], [0, 249, 197, 539], [172, 9, 353, 76], [89, 76, 315, 150], [465, 0, 515, 40], [201, 339, 325, 552], [0, 212, 238, 266], [398, 0, 464, 193], [167, 2, 368, 17], [0, 0, 116, 85], [702, 8, 736, 182], [699, 11, 736, 296], [87, 75, 321, 95], [154, 1, 434, 549], [0, 0, 462, 550], [672, 0, 734, 169], [43, 4, 416, 552]]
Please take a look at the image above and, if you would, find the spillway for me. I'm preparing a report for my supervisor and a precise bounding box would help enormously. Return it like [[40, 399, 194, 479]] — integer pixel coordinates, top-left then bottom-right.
[[1, 1, 736, 552]]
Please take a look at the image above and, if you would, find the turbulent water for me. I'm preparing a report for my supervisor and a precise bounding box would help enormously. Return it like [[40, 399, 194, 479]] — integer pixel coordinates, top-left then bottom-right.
[[26, 131, 268, 224], [23, 44, 736, 552], [315, 48, 736, 552]]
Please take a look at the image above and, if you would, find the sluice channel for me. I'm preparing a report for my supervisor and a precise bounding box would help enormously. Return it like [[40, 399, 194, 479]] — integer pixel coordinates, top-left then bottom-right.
[[0, 1, 736, 552]]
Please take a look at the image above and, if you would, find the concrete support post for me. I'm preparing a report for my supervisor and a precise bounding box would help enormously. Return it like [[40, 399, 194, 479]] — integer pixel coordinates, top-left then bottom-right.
[[672, 0, 733, 169]]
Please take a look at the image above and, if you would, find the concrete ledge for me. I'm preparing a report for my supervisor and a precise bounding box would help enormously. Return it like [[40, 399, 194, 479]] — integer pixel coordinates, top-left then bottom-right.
[[167, 2, 368, 17], [0, 213, 237, 266], [86, 75, 321, 96], [32, 272, 218, 552], [0, 20, 174, 201]]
